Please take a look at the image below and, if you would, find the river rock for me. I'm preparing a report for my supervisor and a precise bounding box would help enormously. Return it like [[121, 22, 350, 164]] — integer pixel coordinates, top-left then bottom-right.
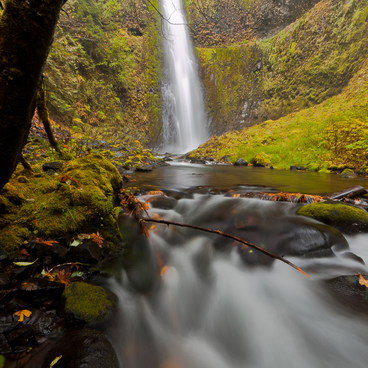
[[297, 202, 368, 234], [225, 215, 349, 266], [62, 282, 117, 325], [324, 275, 368, 316], [41, 329, 119, 368], [135, 163, 153, 172], [234, 158, 248, 166], [18, 278, 65, 305]]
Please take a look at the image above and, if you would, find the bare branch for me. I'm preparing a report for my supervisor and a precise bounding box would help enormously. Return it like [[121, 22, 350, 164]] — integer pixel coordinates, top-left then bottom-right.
[[142, 216, 310, 278]]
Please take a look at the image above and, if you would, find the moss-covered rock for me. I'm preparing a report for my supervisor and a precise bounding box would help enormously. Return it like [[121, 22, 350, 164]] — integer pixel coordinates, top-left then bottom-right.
[[297, 203, 368, 234], [250, 152, 272, 167], [63, 282, 118, 325], [0, 153, 123, 258]]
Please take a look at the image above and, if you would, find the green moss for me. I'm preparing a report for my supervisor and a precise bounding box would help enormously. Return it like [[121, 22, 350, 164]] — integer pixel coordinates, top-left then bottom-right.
[[63, 281, 117, 324], [0, 154, 123, 258], [297, 203, 368, 233], [250, 152, 272, 167]]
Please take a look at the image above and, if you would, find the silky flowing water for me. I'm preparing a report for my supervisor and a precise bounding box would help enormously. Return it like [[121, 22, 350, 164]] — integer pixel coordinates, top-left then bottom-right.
[[108, 162, 368, 368]]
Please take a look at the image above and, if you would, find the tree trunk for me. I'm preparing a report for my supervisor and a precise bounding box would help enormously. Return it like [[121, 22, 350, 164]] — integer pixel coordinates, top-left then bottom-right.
[[37, 76, 60, 152], [0, 0, 65, 190]]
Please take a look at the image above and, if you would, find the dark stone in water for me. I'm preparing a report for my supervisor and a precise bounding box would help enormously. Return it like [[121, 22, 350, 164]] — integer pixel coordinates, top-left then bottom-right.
[[149, 195, 177, 210], [234, 158, 249, 166], [223, 215, 348, 267], [68, 239, 103, 264], [18, 278, 65, 304], [324, 275, 368, 316], [290, 165, 306, 171], [135, 164, 153, 172], [0, 272, 10, 289], [0, 333, 11, 354], [41, 329, 119, 368], [190, 158, 206, 164]]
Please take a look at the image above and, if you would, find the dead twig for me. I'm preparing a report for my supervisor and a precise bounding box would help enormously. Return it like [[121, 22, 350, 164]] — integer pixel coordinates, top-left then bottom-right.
[[142, 217, 310, 278]]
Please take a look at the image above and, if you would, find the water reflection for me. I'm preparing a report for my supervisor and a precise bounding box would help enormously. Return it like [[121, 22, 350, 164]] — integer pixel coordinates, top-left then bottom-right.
[[131, 161, 368, 195]]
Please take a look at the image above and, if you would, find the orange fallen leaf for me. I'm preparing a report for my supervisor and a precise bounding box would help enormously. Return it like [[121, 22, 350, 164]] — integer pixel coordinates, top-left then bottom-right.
[[160, 265, 170, 277], [146, 191, 164, 196], [36, 238, 59, 247], [358, 273, 368, 288], [90, 232, 104, 248], [14, 309, 32, 322]]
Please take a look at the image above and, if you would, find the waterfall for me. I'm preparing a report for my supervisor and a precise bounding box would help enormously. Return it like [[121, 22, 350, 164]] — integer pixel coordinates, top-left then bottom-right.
[[160, 0, 209, 154]]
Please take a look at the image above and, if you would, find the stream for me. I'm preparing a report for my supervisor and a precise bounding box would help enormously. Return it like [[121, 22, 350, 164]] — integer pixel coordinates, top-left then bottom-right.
[[107, 162, 368, 368]]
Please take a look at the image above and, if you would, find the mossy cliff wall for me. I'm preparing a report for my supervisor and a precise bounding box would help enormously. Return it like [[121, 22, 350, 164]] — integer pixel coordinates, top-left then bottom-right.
[[44, 0, 163, 146], [194, 0, 368, 135]]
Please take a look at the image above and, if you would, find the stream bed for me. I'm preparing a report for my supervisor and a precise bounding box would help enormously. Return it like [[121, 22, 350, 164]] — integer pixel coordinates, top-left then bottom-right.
[[108, 163, 368, 368]]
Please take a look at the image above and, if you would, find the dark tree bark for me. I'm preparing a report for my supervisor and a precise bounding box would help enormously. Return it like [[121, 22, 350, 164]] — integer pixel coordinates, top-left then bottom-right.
[[0, 0, 66, 190], [37, 75, 60, 152]]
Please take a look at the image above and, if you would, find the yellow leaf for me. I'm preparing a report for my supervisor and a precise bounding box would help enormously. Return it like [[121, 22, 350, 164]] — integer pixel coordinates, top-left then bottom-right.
[[50, 355, 62, 367], [358, 273, 368, 288], [14, 309, 32, 322]]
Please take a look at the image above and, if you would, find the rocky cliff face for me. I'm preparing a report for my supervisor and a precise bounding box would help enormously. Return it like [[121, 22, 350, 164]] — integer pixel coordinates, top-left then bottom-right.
[[185, 0, 320, 46], [194, 0, 368, 135]]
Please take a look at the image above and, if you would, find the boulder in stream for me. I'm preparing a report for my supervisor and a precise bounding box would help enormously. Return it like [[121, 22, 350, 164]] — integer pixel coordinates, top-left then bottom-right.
[[297, 202, 368, 234]]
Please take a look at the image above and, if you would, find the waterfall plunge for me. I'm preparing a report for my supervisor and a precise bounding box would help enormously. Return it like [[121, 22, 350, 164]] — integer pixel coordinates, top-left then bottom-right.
[[161, 0, 209, 154]]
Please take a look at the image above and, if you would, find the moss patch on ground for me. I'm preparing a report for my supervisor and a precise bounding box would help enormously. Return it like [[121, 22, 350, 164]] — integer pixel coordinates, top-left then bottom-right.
[[0, 153, 123, 258], [297, 203, 368, 233], [63, 281, 118, 324]]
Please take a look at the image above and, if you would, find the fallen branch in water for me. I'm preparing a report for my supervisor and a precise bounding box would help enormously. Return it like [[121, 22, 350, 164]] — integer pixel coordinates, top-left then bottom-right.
[[141, 217, 310, 278]]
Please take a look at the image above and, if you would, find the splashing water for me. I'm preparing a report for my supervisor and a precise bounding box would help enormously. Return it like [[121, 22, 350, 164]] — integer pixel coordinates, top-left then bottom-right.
[[160, 0, 209, 154]]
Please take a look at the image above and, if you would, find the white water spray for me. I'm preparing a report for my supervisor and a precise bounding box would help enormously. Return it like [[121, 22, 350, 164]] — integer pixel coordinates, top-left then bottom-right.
[[161, 0, 209, 153]]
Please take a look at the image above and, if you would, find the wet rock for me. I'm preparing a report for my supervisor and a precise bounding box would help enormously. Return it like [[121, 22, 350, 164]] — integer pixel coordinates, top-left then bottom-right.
[[225, 215, 349, 267], [290, 166, 306, 171], [149, 195, 177, 210], [297, 202, 368, 234], [190, 158, 206, 164], [0, 313, 19, 334], [18, 278, 65, 305], [6, 325, 35, 351], [340, 169, 357, 178], [26, 240, 68, 261], [62, 282, 117, 325], [234, 158, 248, 166], [42, 162, 63, 172], [0, 248, 8, 261], [324, 275, 368, 316], [135, 163, 153, 172], [0, 333, 11, 354], [0, 273, 10, 289], [41, 329, 119, 368], [68, 240, 103, 264], [24, 309, 61, 337]]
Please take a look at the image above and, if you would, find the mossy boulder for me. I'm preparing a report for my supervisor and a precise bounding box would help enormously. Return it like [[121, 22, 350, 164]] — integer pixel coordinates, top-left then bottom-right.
[[63, 282, 118, 325], [297, 203, 368, 234], [250, 152, 272, 167], [0, 153, 123, 258]]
